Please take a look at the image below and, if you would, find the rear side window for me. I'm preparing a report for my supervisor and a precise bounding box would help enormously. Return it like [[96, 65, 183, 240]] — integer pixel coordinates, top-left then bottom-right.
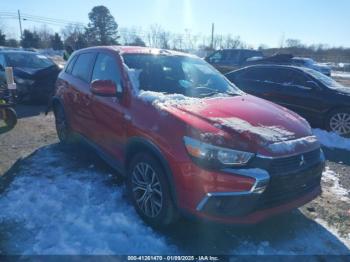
[[71, 53, 96, 82], [239, 68, 266, 81], [65, 55, 77, 74]]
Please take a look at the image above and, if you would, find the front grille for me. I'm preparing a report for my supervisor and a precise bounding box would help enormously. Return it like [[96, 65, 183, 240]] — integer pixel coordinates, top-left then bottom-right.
[[258, 163, 323, 209], [269, 149, 321, 175]]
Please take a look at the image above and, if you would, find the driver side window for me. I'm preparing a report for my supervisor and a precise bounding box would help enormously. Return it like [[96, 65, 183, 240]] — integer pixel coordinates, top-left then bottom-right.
[[92, 53, 123, 93]]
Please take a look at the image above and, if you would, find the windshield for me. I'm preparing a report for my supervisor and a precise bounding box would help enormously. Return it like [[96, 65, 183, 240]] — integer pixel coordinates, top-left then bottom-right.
[[123, 54, 241, 98], [304, 68, 346, 90], [5, 53, 55, 69]]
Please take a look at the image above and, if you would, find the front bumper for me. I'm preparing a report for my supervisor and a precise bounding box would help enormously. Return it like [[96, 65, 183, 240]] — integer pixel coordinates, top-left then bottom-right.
[[177, 148, 325, 224]]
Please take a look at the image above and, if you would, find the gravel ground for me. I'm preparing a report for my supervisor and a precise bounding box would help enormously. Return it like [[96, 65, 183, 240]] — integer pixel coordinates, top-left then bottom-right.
[[0, 97, 349, 254]]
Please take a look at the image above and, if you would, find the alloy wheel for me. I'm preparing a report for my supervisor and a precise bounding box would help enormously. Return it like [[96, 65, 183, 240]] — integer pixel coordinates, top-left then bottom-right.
[[329, 112, 350, 135], [131, 162, 163, 218]]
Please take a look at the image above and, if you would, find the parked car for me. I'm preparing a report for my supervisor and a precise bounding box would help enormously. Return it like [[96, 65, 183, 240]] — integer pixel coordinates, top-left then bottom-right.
[[53, 46, 325, 227], [292, 57, 331, 77], [226, 65, 350, 135], [205, 49, 264, 73], [0, 50, 61, 103], [246, 54, 332, 76]]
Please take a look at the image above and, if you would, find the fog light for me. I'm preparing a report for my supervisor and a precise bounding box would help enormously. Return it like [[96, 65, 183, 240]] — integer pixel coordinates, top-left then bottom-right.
[[252, 179, 269, 194]]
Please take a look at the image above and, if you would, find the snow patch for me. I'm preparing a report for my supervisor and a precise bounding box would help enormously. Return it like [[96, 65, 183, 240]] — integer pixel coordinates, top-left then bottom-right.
[[322, 167, 349, 202], [212, 117, 295, 142], [333, 71, 350, 79], [313, 129, 350, 151], [0, 147, 176, 255]]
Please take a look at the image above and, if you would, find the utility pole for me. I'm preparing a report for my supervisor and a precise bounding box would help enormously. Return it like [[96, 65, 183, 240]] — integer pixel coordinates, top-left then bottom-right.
[[211, 23, 214, 50], [18, 10, 23, 39]]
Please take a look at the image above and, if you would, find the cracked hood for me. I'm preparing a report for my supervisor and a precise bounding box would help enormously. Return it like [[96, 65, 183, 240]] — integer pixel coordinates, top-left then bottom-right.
[[160, 94, 316, 155]]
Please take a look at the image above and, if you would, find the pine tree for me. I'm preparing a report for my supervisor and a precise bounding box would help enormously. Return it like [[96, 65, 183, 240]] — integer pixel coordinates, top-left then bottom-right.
[[86, 5, 120, 45], [0, 30, 6, 46], [51, 33, 64, 50], [21, 30, 40, 48]]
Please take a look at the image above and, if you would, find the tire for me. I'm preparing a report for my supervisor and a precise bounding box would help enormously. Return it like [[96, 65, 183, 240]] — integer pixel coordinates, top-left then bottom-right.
[[53, 104, 75, 144], [326, 108, 350, 136], [3, 108, 17, 129], [127, 153, 178, 228]]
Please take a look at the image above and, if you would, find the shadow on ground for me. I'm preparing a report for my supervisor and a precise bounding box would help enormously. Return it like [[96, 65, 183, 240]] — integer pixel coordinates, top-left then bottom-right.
[[323, 147, 350, 166], [0, 143, 348, 255], [15, 104, 48, 119]]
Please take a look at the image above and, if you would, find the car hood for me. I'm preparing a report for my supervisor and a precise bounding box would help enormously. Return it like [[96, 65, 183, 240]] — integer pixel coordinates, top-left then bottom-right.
[[145, 93, 316, 156], [14, 65, 59, 79]]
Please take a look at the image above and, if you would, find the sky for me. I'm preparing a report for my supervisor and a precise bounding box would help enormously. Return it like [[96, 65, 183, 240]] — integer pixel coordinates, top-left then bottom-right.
[[1, 0, 350, 48]]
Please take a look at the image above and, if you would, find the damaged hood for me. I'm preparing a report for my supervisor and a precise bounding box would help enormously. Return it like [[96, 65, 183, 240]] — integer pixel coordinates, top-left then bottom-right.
[[14, 65, 60, 79], [146, 93, 316, 155]]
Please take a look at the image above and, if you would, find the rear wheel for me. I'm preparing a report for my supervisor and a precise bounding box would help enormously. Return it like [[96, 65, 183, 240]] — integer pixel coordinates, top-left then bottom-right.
[[3, 108, 17, 129], [127, 153, 178, 228], [54, 104, 74, 144], [326, 108, 350, 136]]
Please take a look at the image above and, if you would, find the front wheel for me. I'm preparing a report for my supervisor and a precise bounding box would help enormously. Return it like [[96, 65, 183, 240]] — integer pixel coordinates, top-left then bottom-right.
[[326, 109, 350, 136], [127, 153, 178, 228]]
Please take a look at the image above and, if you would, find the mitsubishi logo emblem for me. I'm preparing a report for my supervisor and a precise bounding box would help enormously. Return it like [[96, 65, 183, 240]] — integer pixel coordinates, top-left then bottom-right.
[[299, 155, 306, 166]]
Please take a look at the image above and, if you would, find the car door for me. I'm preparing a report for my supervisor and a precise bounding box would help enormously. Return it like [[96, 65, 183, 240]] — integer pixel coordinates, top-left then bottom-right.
[[265, 69, 329, 119], [88, 51, 127, 163], [229, 67, 276, 99], [67, 52, 97, 137]]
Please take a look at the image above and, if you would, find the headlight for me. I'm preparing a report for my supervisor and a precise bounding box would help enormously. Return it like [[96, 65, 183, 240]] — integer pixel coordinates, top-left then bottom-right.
[[15, 77, 35, 85], [183, 136, 254, 167]]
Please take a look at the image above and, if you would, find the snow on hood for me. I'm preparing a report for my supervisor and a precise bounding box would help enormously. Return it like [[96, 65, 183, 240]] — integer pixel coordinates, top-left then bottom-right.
[[211, 117, 295, 143]]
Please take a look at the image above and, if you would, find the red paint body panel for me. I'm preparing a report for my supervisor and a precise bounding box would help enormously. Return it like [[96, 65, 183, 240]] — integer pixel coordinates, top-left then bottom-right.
[[54, 46, 323, 225]]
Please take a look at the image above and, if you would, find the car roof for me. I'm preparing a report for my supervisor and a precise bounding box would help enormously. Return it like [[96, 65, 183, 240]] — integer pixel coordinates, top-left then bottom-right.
[[0, 50, 39, 55], [74, 46, 197, 58], [228, 64, 308, 74], [217, 48, 262, 52]]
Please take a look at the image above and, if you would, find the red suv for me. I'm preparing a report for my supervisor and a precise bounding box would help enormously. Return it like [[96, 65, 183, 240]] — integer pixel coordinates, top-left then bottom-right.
[[52, 46, 325, 227]]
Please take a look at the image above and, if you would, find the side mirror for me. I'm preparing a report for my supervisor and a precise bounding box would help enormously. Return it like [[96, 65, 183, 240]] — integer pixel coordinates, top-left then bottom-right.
[[90, 80, 117, 97]]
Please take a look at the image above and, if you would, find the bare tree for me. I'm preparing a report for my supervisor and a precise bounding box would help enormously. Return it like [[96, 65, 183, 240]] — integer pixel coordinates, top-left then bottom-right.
[[61, 24, 87, 50], [35, 25, 53, 49], [146, 24, 171, 49]]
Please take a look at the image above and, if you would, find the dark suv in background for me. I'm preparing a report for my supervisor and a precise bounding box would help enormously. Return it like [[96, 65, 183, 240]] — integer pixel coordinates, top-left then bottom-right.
[[205, 49, 264, 73]]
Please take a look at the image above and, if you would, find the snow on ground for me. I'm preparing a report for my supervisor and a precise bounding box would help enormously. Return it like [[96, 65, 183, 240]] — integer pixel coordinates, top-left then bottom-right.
[[0, 145, 349, 255], [313, 128, 350, 151], [333, 71, 350, 79], [322, 167, 349, 202], [0, 146, 176, 255]]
